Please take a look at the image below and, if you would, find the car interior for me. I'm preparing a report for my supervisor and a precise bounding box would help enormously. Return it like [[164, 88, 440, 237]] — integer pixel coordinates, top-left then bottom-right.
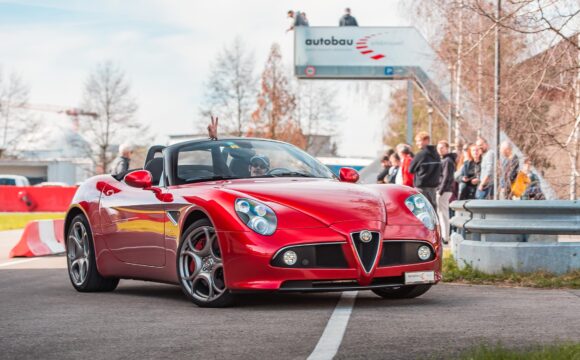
[[111, 141, 302, 187]]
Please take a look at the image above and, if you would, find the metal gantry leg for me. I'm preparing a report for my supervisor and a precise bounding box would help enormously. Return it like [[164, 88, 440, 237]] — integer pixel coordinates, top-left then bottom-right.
[[406, 79, 414, 145]]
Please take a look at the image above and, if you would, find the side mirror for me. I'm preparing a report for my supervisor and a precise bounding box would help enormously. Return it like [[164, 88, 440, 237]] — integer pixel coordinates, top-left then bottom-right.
[[339, 167, 360, 183], [124, 170, 152, 189]]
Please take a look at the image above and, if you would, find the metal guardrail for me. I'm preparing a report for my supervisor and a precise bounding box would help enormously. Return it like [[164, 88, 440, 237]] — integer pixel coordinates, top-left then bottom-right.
[[450, 200, 580, 235]]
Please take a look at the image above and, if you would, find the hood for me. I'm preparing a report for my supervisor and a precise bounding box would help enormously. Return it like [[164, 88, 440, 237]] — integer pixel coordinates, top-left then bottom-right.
[[220, 178, 386, 226]]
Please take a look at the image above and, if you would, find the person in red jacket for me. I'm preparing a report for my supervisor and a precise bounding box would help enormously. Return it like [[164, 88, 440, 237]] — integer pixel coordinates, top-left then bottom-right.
[[395, 143, 414, 187]]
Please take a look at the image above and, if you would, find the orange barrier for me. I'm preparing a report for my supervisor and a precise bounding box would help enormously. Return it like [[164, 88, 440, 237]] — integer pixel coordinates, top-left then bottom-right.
[[9, 220, 65, 258], [0, 186, 77, 212]]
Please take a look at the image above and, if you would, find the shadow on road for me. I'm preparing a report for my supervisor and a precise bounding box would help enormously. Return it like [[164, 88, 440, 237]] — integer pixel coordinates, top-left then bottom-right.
[[114, 282, 343, 309], [1, 268, 451, 310], [114, 281, 443, 309]]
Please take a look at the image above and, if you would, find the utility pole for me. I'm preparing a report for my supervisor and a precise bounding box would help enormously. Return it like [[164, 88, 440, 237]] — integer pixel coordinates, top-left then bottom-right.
[[493, 0, 501, 200], [455, 0, 464, 146], [448, 64, 454, 144], [406, 79, 414, 145], [571, 33, 580, 199]]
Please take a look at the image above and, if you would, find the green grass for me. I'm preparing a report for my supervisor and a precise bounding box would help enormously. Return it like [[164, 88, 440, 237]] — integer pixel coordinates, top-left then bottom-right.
[[457, 343, 580, 360], [442, 254, 580, 289]]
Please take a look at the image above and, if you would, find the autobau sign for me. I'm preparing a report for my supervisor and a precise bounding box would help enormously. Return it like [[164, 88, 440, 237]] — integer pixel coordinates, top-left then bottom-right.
[[294, 26, 452, 146], [294, 26, 450, 104]]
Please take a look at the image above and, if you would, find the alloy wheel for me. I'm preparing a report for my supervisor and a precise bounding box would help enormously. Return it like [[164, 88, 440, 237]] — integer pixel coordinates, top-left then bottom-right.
[[67, 221, 90, 286], [178, 226, 226, 303]]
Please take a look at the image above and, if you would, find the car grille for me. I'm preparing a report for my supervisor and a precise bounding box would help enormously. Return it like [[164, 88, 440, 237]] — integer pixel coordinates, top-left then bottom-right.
[[270, 240, 435, 269], [350, 231, 381, 273]]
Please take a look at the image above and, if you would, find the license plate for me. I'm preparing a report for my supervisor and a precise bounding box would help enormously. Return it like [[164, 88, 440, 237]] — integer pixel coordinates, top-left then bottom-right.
[[405, 271, 435, 284]]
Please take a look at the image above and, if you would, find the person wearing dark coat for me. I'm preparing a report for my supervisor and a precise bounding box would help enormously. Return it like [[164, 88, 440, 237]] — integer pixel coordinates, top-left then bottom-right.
[[409, 132, 441, 210], [339, 8, 359, 26], [376, 149, 395, 184], [436, 140, 457, 244]]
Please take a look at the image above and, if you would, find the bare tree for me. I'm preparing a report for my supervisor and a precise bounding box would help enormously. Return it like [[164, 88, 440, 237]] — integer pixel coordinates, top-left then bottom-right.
[[469, 0, 580, 51], [505, 35, 580, 198], [294, 81, 340, 155], [0, 68, 31, 158], [80, 61, 142, 174], [465, 0, 580, 198], [400, 0, 579, 198], [200, 37, 256, 136]]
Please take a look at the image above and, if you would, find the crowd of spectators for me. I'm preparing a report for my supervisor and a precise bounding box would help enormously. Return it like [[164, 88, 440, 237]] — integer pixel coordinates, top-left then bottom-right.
[[377, 132, 544, 243]]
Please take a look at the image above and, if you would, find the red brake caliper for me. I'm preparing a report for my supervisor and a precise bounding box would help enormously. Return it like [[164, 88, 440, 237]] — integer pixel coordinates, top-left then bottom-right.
[[189, 238, 206, 273]]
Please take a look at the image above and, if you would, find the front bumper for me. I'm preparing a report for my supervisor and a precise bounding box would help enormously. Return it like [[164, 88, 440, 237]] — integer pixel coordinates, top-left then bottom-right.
[[219, 222, 442, 291]]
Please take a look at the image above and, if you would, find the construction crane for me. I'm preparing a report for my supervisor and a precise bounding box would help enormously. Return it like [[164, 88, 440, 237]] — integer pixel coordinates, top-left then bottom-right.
[[0, 101, 97, 117], [0, 101, 98, 131]]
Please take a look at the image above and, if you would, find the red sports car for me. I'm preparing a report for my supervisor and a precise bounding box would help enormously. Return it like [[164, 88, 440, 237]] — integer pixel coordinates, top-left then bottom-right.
[[65, 138, 441, 307]]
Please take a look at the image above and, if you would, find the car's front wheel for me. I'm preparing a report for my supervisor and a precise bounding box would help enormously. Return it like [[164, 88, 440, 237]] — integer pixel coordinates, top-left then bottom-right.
[[177, 219, 235, 307], [372, 284, 432, 299], [66, 215, 119, 292]]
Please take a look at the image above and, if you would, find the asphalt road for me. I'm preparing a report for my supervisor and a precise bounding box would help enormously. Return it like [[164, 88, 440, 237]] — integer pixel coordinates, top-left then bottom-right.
[[1, 230, 579, 360]]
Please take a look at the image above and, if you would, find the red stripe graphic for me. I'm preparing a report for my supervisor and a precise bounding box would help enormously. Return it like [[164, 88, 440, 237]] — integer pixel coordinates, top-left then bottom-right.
[[355, 32, 387, 61]]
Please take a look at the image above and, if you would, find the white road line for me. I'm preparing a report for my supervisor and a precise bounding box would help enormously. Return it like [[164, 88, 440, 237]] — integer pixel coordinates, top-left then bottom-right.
[[307, 291, 358, 360], [0, 258, 41, 268]]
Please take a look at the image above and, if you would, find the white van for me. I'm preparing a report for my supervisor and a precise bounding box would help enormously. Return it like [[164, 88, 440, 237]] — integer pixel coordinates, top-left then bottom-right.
[[0, 174, 31, 186]]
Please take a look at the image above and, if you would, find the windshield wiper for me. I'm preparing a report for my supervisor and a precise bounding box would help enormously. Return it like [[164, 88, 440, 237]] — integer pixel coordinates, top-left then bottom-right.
[[186, 175, 240, 183], [267, 171, 316, 178]]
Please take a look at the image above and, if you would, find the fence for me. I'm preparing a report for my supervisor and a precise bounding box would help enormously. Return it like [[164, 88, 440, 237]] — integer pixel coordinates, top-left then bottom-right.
[[449, 200, 580, 274]]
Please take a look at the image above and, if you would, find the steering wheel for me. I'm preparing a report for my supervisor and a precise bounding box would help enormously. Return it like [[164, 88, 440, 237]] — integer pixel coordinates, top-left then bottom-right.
[[266, 167, 291, 176]]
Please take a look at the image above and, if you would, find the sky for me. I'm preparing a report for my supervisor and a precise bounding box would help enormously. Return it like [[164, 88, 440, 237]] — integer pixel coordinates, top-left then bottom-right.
[[0, 0, 408, 158]]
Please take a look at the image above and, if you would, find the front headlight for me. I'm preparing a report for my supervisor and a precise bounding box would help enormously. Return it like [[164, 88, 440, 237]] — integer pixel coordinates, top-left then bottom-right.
[[404, 194, 438, 231], [235, 198, 277, 235]]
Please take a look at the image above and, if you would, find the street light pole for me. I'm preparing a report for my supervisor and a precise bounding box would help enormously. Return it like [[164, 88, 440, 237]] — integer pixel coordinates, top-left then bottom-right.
[[406, 79, 414, 145], [493, 0, 501, 200]]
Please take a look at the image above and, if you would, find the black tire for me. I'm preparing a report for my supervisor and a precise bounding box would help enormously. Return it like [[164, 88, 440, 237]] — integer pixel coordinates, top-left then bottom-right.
[[177, 218, 235, 308], [66, 215, 119, 292], [372, 284, 432, 299]]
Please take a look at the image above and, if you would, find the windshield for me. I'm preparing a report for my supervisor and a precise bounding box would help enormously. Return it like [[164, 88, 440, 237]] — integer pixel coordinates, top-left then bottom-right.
[[173, 139, 335, 185]]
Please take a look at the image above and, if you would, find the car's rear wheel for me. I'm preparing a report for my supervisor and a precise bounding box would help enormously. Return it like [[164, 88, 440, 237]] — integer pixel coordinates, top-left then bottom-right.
[[66, 215, 119, 292], [177, 219, 235, 307], [372, 284, 432, 299]]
